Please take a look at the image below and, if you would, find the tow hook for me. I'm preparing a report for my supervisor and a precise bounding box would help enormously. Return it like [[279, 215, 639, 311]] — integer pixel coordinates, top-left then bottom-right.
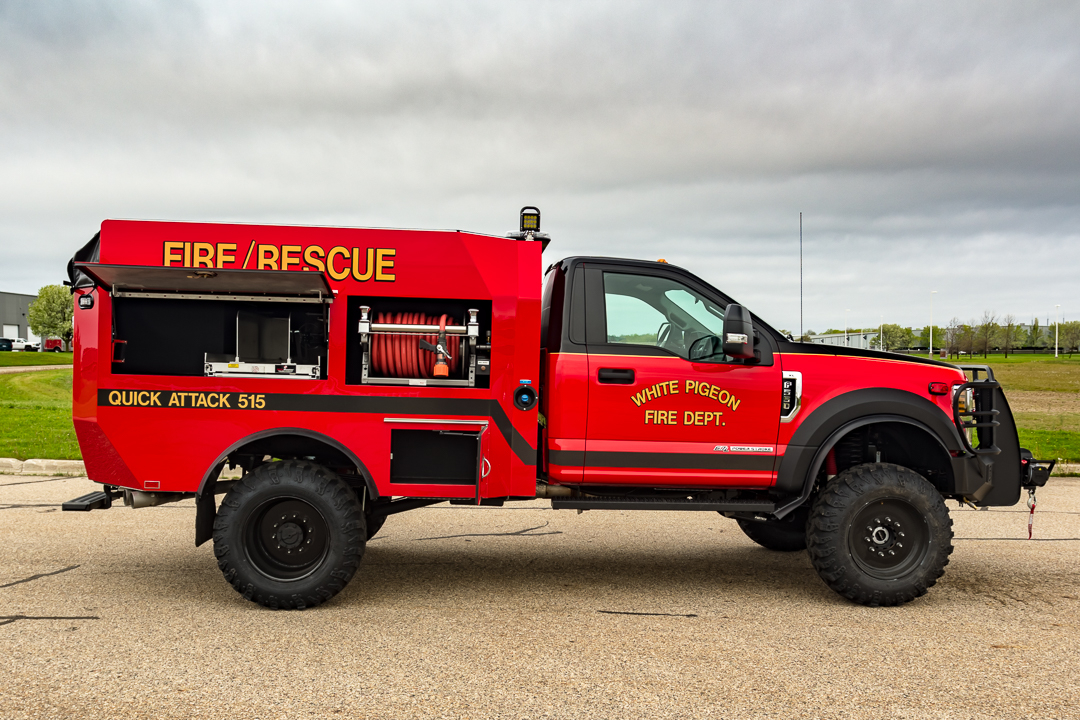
[[1027, 488, 1037, 539]]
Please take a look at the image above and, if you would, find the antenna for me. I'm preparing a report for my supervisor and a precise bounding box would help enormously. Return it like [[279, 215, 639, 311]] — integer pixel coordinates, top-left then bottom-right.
[[799, 212, 803, 340]]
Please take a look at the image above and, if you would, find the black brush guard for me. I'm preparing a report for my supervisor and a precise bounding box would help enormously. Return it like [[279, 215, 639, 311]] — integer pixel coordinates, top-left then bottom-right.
[[953, 364, 1055, 489]]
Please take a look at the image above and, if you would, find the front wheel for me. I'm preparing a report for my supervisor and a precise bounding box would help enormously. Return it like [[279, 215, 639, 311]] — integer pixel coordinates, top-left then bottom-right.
[[213, 460, 366, 609], [807, 463, 953, 606]]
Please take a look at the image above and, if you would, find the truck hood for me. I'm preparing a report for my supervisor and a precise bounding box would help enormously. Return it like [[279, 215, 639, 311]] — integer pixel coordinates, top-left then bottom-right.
[[777, 340, 960, 370]]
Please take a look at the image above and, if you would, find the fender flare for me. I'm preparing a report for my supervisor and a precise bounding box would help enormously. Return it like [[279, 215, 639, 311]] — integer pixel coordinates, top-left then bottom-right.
[[194, 427, 378, 547], [772, 388, 963, 517]]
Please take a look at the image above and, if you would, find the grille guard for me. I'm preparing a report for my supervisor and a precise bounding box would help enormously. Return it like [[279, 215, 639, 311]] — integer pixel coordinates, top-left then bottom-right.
[[952, 365, 1002, 458]]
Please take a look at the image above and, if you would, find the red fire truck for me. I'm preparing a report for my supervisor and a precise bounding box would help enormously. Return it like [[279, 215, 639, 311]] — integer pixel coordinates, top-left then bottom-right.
[[62, 209, 1053, 609]]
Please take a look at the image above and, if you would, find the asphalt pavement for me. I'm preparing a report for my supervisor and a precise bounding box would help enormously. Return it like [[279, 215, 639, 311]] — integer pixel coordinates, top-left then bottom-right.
[[2, 474, 1079, 719]]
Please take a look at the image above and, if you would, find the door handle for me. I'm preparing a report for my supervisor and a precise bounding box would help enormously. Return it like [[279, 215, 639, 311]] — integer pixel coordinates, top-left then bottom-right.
[[598, 368, 635, 384]]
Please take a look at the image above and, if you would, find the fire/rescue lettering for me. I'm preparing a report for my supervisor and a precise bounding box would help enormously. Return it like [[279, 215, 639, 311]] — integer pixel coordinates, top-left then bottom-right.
[[161, 240, 398, 282], [352, 247, 374, 281], [281, 245, 302, 270], [326, 246, 351, 280], [242, 240, 256, 268], [193, 243, 215, 268], [376, 248, 396, 281], [257, 245, 280, 270], [216, 243, 236, 268], [304, 245, 326, 272], [163, 242, 184, 266]]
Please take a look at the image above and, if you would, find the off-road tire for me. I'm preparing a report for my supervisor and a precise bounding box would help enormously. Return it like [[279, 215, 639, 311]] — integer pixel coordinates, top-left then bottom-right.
[[213, 460, 366, 609], [807, 463, 953, 606], [735, 507, 808, 552]]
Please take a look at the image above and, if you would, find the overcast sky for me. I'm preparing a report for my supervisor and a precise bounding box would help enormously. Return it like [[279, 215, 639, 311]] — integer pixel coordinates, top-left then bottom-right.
[[2, 0, 1078, 333]]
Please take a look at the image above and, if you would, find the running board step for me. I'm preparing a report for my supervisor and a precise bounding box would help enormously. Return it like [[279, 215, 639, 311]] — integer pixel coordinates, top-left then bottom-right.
[[551, 497, 775, 513], [62, 491, 113, 512]]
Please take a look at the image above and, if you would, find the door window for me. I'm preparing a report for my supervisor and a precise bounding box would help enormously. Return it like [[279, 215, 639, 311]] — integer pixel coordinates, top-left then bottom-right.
[[602, 272, 726, 359]]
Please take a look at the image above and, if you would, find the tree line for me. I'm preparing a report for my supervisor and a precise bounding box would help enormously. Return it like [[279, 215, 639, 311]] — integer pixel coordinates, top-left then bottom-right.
[[799, 313, 1080, 357]]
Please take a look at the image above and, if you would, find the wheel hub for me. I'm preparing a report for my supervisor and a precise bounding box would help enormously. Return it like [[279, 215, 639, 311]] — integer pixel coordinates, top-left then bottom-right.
[[245, 498, 330, 581], [276, 522, 304, 549], [865, 514, 907, 557], [849, 501, 928, 579]]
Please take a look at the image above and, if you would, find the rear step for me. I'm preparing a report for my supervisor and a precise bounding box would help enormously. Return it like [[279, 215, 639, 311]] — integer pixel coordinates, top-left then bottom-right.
[[551, 496, 775, 513], [62, 491, 114, 512]]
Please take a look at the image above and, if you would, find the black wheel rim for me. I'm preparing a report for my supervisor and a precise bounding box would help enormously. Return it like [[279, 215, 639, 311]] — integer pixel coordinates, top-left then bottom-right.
[[244, 497, 330, 582], [848, 497, 930, 580]]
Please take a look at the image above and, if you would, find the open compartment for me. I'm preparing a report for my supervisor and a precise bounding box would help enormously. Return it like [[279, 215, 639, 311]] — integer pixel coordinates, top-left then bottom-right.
[[75, 263, 332, 379], [112, 299, 327, 378]]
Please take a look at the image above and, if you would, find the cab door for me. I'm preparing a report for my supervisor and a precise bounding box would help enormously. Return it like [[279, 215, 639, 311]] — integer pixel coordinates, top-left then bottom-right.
[[582, 265, 782, 488]]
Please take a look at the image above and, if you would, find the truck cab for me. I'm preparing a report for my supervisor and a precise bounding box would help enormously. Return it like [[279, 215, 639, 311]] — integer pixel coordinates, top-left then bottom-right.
[[541, 257, 783, 489]]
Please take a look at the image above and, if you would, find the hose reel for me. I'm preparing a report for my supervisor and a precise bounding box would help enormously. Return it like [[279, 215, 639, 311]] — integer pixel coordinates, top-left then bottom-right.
[[358, 305, 489, 387]]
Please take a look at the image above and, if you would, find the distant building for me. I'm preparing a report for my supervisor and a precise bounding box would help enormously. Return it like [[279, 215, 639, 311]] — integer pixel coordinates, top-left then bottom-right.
[[807, 330, 879, 350], [0, 291, 38, 341]]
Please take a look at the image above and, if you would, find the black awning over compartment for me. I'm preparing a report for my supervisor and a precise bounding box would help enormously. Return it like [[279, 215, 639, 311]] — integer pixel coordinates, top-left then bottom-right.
[[74, 263, 333, 302]]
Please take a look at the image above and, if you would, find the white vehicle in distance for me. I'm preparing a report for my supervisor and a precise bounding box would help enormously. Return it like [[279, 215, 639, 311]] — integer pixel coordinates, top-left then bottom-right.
[[11, 338, 40, 352]]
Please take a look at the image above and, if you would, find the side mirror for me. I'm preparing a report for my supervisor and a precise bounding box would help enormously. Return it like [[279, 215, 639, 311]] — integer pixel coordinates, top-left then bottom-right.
[[722, 304, 755, 359]]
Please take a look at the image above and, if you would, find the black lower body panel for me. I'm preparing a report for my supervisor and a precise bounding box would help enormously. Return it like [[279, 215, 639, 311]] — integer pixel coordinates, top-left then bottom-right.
[[552, 496, 774, 513]]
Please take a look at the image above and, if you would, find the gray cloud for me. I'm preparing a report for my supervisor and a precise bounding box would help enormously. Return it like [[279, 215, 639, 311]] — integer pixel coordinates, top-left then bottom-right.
[[2, 0, 1078, 331]]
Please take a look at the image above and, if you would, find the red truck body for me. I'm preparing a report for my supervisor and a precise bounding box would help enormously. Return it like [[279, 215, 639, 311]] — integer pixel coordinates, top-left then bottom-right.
[[63, 213, 1047, 608], [72, 220, 540, 502]]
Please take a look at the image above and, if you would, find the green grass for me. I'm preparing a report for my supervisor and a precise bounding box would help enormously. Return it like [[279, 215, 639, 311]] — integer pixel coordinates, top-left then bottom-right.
[[0, 351, 73, 367], [955, 352, 1080, 364], [0, 369, 78, 460], [970, 356, 1080, 393], [1013, 411, 1080, 462], [1016, 429, 1080, 464], [0, 406, 80, 460], [0, 369, 72, 408]]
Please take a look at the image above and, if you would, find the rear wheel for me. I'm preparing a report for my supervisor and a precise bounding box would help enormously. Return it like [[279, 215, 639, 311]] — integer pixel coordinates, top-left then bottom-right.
[[213, 460, 366, 609], [735, 507, 808, 551], [807, 463, 952, 606]]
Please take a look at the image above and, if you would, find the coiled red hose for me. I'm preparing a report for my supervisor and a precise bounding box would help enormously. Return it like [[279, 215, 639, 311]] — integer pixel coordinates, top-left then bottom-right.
[[370, 312, 461, 379]]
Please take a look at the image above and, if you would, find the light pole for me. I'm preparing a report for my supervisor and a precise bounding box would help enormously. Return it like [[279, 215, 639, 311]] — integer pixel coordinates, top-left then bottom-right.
[[1056, 304, 1060, 358], [880, 315, 883, 352], [929, 290, 937, 359], [845, 309, 850, 347]]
